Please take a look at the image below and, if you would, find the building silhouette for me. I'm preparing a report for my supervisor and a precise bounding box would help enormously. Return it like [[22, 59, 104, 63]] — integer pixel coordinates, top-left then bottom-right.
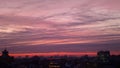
[[1, 49, 9, 57], [97, 51, 110, 63], [0, 49, 14, 68]]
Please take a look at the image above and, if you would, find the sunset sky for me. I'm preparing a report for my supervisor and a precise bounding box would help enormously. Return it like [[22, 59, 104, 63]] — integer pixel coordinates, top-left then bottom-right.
[[0, 0, 120, 56]]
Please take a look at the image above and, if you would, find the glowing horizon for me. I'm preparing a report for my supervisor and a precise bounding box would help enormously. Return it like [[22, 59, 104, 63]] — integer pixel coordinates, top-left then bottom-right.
[[0, 51, 120, 57], [9, 52, 96, 57]]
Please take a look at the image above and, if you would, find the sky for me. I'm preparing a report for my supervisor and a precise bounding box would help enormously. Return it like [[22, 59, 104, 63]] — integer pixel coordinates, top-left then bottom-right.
[[0, 0, 120, 56]]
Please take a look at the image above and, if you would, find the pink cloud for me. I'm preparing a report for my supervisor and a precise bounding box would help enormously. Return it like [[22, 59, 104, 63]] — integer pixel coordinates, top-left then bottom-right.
[[0, 0, 120, 55]]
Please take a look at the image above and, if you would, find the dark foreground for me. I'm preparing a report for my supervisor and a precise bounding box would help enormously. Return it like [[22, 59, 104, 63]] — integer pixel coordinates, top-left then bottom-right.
[[0, 50, 120, 68], [0, 55, 120, 68]]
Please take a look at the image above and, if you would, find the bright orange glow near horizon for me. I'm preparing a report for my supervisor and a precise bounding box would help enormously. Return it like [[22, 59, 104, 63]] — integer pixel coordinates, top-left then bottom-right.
[[9, 52, 97, 57], [0, 51, 119, 57]]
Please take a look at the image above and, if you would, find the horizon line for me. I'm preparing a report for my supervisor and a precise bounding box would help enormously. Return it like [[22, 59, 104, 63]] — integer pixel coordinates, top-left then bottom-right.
[[0, 51, 119, 57]]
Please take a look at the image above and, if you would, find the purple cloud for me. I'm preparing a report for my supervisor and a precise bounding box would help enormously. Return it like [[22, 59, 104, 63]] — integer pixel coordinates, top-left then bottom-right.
[[0, 0, 120, 55]]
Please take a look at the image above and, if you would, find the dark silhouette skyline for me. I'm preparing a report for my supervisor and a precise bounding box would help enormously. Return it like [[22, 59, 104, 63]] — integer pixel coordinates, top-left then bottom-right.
[[0, 49, 120, 68]]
